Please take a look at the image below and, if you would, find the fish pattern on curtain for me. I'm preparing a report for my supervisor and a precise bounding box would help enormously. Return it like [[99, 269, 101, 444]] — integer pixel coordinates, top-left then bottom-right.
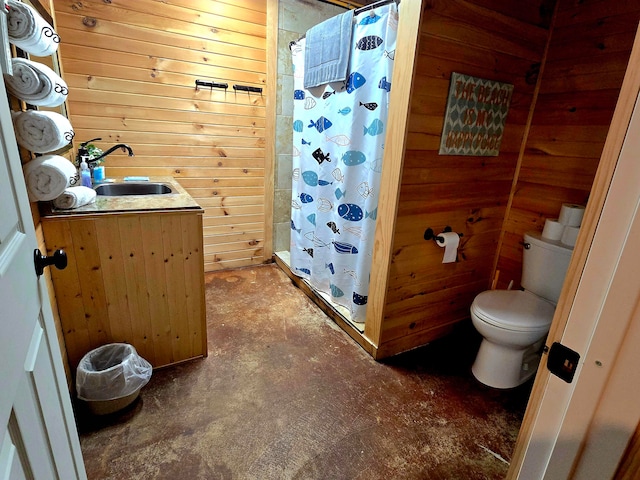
[[290, 4, 398, 323]]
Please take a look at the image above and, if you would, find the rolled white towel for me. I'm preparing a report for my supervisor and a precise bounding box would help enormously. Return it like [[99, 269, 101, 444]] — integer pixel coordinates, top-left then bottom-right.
[[23, 154, 77, 201], [7, 0, 60, 57], [4, 58, 68, 107], [53, 186, 96, 209], [12, 110, 74, 153]]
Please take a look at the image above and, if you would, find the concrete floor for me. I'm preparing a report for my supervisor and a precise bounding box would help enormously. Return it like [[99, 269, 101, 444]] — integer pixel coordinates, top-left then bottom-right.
[[76, 264, 531, 479]]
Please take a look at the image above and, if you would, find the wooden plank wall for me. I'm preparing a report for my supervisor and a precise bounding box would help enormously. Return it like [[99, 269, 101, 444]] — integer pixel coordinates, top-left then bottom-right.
[[375, 0, 555, 356], [494, 0, 640, 290], [52, 0, 268, 271]]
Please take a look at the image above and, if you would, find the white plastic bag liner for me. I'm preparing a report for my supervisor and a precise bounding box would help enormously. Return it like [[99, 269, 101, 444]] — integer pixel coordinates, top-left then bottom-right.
[[76, 343, 152, 402]]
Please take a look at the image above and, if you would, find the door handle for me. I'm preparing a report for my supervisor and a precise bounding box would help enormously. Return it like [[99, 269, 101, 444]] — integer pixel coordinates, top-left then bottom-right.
[[34, 249, 67, 276]]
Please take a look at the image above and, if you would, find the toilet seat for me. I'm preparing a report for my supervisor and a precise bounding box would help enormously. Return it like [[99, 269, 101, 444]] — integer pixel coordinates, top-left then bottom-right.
[[471, 290, 555, 332]]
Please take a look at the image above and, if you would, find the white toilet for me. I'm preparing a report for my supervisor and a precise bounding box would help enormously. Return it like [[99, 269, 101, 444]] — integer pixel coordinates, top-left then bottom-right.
[[470, 232, 573, 389]]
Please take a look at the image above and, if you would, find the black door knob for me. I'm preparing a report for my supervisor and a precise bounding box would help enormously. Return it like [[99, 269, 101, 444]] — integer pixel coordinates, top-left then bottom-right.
[[34, 249, 68, 276]]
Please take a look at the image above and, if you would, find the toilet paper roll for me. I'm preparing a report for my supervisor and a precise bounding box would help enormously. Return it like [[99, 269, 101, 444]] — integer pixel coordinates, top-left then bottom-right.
[[561, 225, 580, 247], [542, 218, 564, 241], [558, 203, 585, 227], [436, 232, 460, 264]]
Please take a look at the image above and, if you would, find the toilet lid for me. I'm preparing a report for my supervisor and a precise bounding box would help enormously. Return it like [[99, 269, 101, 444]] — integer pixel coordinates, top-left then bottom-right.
[[471, 290, 555, 332]]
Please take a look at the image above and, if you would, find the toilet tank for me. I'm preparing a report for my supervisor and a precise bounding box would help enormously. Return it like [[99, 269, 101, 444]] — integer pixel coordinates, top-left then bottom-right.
[[521, 232, 574, 304]]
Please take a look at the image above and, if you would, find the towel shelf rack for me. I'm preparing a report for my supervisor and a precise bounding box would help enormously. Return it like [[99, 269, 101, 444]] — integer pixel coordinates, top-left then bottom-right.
[[233, 84, 262, 94]]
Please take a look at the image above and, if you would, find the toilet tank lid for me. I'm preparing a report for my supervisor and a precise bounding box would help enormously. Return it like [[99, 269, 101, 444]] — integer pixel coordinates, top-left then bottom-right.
[[472, 290, 556, 331], [525, 231, 574, 253]]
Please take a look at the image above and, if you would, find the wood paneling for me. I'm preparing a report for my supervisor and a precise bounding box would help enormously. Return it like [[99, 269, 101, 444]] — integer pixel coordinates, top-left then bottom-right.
[[53, 0, 269, 271], [616, 421, 640, 479], [372, 0, 553, 356], [495, 0, 640, 291], [41, 210, 206, 370]]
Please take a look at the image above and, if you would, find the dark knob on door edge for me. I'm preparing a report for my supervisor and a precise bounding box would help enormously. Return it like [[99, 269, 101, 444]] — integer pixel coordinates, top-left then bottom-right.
[[34, 249, 67, 276]]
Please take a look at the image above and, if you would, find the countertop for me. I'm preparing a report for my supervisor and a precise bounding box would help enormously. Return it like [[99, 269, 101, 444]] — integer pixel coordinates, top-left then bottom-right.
[[40, 176, 203, 217]]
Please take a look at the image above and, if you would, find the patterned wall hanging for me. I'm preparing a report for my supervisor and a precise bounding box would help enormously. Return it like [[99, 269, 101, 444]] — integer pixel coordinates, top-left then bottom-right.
[[439, 72, 513, 156]]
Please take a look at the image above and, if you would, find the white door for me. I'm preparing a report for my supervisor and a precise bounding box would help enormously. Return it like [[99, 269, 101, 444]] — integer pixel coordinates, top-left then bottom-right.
[[509, 28, 640, 479], [0, 81, 86, 476]]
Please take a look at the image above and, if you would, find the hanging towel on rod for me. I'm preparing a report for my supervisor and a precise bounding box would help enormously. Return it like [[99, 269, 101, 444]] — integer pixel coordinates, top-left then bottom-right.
[[303, 9, 354, 89], [7, 0, 60, 57]]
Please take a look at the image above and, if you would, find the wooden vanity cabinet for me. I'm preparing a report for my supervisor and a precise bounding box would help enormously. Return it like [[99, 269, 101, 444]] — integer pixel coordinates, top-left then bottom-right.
[[42, 209, 206, 371]]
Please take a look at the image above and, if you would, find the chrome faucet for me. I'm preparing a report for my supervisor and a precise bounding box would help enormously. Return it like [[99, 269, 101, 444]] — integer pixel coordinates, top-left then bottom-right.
[[77, 137, 135, 167]]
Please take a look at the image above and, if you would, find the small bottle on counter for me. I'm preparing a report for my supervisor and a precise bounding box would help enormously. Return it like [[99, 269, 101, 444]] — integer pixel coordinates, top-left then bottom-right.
[[80, 158, 92, 187], [93, 165, 105, 183]]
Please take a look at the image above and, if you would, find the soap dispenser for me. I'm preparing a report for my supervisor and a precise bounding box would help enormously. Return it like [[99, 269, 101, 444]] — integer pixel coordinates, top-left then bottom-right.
[[80, 157, 92, 187]]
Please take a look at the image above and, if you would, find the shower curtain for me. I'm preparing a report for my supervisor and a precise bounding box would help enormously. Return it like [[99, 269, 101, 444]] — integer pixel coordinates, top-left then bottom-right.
[[290, 3, 398, 323]]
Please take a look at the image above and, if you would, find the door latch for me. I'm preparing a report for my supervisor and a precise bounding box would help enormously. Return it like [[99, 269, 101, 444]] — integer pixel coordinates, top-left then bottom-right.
[[546, 342, 580, 383]]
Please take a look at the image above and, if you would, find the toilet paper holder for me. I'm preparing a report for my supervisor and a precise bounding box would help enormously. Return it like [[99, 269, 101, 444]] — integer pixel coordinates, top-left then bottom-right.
[[423, 226, 463, 243]]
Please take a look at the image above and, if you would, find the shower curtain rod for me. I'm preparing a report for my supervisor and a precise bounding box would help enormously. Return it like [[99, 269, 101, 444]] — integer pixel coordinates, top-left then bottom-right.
[[352, 0, 399, 15], [289, 0, 399, 48]]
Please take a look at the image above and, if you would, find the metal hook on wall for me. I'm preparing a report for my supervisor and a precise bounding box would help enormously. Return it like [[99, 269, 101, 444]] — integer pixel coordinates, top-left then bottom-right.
[[195, 80, 228, 91], [233, 84, 263, 94]]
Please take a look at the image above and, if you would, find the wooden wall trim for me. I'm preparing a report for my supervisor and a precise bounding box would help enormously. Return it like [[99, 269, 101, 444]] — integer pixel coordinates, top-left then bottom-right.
[[490, 0, 559, 289], [264, 0, 278, 260], [616, 420, 640, 479], [364, 0, 424, 349], [507, 23, 640, 480]]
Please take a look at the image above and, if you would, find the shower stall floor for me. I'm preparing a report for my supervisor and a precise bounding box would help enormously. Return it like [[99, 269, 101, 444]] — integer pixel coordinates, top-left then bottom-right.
[[275, 250, 365, 333]]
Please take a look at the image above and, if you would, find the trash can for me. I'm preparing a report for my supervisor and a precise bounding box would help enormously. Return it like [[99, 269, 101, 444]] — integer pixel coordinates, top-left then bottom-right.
[[76, 343, 152, 415]]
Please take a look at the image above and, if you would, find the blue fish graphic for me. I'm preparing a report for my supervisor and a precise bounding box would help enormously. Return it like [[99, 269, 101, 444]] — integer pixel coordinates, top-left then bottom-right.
[[290, 220, 301, 233], [326, 263, 335, 274], [294, 89, 305, 100], [333, 241, 359, 254], [293, 120, 304, 132], [342, 150, 366, 166], [359, 14, 381, 25], [302, 171, 318, 187], [364, 119, 384, 136], [353, 292, 368, 305], [307, 213, 316, 225], [303, 247, 314, 257], [300, 193, 313, 203], [378, 76, 392, 92], [308, 116, 333, 133], [302, 138, 311, 145], [335, 187, 346, 200], [365, 208, 378, 220], [338, 107, 351, 115], [330, 284, 344, 297], [338, 203, 364, 222], [346, 72, 366, 94], [356, 35, 383, 51], [296, 267, 311, 275], [318, 179, 332, 186]]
